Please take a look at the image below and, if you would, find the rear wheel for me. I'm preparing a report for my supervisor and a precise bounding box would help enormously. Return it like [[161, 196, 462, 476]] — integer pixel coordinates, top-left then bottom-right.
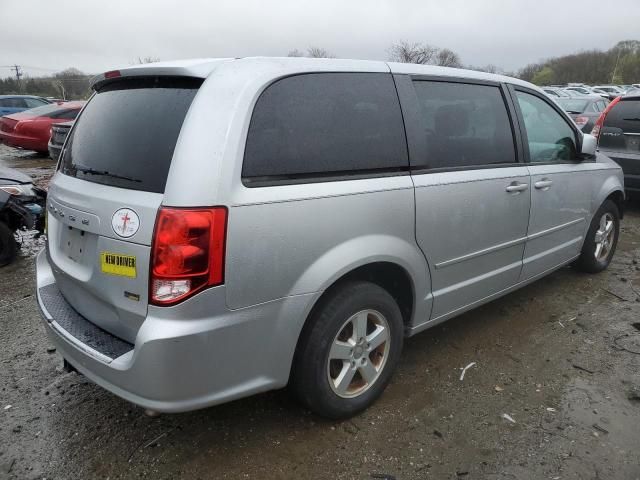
[[574, 199, 620, 273], [0, 221, 17, 267], [291, 281, 403, 419]]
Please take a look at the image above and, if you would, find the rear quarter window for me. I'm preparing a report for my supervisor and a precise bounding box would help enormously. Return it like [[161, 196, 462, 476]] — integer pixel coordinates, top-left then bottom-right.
[[60, 77, 201, 193], [242, 73, 408, 184]]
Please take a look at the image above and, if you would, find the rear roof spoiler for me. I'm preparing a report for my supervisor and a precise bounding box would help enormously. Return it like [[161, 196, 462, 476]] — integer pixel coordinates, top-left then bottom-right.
[[90, 58, 235, 90]]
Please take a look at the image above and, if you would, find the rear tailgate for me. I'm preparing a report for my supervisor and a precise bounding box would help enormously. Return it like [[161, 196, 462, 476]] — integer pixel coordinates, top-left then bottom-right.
[[48, 76, 202, 343], [599, 97, 640, 189], [599, 97, 640, 153]]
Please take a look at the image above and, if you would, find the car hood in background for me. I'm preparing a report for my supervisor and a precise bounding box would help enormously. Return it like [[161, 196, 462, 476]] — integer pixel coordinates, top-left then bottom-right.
[[0, 166, 33, 185]]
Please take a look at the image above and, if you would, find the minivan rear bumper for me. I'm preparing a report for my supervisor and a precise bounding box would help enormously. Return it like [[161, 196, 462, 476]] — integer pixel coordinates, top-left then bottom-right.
[[36, 250, 314, 412]]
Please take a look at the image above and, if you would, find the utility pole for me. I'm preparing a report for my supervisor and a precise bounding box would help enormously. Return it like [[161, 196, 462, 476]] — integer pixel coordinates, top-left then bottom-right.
[[10, 65, 23, 92], [611, 50, 622, 84], [10, 64, 22, 82]]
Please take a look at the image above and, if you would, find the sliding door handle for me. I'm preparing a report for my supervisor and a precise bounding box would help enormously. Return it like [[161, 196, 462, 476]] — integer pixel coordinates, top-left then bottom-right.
[[534, 179, 553, 190]]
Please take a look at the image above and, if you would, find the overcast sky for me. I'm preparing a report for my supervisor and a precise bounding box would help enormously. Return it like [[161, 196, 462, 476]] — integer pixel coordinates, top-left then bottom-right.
[[2, 0, 639, 78]]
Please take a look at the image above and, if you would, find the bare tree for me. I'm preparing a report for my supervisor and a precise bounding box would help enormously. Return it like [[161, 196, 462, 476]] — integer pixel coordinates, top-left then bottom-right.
[[137, 56, 160, 64], [435, 49, 462, 68], [306, 46, 335, 58], [54, 68, 91, 99], [388, 41, 438, 64], [466, 64, 502, 74], [287, 49, 305, 57]]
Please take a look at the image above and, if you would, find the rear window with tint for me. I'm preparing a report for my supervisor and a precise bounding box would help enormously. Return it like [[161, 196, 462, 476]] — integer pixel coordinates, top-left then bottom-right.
[[242, 73, 408, 184], [604, 99, 640, 131], [22, 104, 75, 117], [60, 77, 201, 193], [411, 81, 516, 169]]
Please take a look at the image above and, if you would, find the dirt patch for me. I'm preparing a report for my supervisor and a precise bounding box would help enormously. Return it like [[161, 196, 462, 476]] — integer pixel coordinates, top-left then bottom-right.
[[0, 147, 639, 479]]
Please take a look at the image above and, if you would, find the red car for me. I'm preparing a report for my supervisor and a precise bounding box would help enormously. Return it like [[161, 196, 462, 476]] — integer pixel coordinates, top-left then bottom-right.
[[0, 101, 84, 153]]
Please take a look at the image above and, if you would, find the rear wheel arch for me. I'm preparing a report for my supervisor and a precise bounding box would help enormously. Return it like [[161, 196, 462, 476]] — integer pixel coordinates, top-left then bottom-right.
[[321, 262, 415, 329], [290, 261, 415, 378]]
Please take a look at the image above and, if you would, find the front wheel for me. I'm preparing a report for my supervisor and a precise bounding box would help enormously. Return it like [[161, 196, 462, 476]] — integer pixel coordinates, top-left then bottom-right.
[[574, 199, 620, 273], [290, 281, 404, 419]]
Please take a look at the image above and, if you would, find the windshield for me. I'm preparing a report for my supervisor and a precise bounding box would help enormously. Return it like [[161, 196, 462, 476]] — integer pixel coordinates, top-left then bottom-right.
[[556, 99, 589, 113], [60, 76, 202, 194]]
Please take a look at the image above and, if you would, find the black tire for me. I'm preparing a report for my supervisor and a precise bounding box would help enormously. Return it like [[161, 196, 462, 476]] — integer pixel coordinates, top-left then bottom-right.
[[574, 199, 620, 273], [0, 221, 17, 267], [290, 281, 404, 419]]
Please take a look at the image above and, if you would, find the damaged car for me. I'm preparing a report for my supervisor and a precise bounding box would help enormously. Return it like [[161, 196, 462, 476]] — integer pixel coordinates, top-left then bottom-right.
[[0, 166, 46, 266]]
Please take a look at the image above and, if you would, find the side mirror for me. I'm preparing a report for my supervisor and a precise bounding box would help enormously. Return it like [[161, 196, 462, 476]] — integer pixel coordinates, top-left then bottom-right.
[[580, 133, 597, 159]]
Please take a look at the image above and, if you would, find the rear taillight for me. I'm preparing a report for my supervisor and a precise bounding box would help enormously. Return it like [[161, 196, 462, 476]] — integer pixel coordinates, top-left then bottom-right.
[[591, 97, 621, 140], [574, 116, 589, 128], [150, 207, 227, 306]]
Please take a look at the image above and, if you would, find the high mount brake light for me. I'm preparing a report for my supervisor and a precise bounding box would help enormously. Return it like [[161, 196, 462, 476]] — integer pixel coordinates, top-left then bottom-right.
[[150, 207, 227, 306], [104, 70, 121, 79]]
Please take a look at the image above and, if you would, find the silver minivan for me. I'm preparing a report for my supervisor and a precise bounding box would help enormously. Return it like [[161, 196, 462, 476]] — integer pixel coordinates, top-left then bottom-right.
[[36, 58, 624, 419]]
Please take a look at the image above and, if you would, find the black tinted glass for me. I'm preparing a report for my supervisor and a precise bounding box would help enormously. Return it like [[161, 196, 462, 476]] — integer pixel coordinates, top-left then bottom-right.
[[60, 77, 201, 193], [604, 99, 640, 129], [412, 81, 516, 169], [242, 73, 408, 183], [53, 109, 80, 120]]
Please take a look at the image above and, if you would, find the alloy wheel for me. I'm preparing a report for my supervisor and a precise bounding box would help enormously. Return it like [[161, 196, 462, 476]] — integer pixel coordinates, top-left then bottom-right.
[[326, 309, 390, 398]]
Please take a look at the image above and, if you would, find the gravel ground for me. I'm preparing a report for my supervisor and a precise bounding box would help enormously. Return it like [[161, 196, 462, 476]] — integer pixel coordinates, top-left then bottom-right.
[[1, 144, 639, 480]]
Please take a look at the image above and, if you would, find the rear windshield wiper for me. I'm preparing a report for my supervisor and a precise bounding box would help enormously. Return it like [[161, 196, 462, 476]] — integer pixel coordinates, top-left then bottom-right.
[[73, 164, 142, 183], [623, 117, 640, 121]]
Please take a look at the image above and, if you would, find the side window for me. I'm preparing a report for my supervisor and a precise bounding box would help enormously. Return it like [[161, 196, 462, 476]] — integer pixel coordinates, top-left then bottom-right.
[[411, 81, 516, 169], [516, 91, 578, 163], [5, 98, 27, 108], [242, 73, 408, 182], [24, 98, 48, 108]]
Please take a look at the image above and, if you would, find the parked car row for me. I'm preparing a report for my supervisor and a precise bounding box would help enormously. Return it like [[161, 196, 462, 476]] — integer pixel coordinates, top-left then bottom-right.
[[0, 95, 52, 116], [0, 97, 83, 155], [543, 84, 639, 101], [555, 96, 610, 133]]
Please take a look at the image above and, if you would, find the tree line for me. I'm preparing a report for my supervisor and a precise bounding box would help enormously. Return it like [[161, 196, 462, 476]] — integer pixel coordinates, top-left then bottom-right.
[[518, 40, 640, 85], [2, 40, 638, 99], [0, 68, 92, 100]]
